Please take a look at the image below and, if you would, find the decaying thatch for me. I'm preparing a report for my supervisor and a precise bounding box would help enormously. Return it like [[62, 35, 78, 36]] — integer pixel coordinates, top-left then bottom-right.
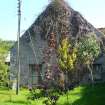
[[22, 0, 104, 44], [98, 28, 105, 35], [21, 1, 86, 41]]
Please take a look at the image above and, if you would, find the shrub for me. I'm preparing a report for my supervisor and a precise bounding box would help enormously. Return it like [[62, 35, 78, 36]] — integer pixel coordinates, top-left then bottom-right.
[[27, 88, 45, 100]]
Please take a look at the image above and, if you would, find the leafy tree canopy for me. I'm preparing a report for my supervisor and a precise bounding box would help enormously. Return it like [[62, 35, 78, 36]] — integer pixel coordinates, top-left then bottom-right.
[[58, 36, 77, 71], [77, 33, 100, 65], [0, 39, 14, 85]]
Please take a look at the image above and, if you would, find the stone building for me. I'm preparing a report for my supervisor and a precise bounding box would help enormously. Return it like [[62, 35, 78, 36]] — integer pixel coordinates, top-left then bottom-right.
[[10, 0, 105, 87]]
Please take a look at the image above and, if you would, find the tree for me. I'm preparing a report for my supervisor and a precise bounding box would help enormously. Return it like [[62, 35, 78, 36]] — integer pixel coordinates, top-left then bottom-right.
[[0, 59, 8, 85], [57, 34, 77, 103], [77, 33, 100, 84], [0, 39, 14, 86], [58, 36, 77, 71], [58, 34, 77, 88]]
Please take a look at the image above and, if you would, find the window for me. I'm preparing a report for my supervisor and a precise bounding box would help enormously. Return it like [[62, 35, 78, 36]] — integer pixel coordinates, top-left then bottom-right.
[[29, 64, 42, 86]]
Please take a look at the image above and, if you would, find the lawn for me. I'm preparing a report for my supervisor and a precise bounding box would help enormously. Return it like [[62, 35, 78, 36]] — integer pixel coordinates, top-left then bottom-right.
[[0, 83, 105, 105], [57, 83, 105, 105], [0, 87, 29, 105], [0, 87, 46, 105]]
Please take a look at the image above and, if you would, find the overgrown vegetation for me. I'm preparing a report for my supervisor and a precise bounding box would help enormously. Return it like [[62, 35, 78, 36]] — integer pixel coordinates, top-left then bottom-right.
[[77, 33, 100, 84], [0, 39, 14, 86], [58, 34, 77, 71]]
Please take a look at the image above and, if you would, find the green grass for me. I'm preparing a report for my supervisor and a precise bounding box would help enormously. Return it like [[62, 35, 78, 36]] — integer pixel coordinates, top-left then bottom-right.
[[0, 87, 45, 105], [0, 88, 29, 105], [57, 83, 105, 105], [0, 83, 105, 105]]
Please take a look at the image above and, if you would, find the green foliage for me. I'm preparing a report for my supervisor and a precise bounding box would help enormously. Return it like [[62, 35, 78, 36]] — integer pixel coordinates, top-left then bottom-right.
[[0, 39, 14, 54], [58, 37, 77, 71], [77, 33, 100, 65], [0, 83, 105, 105], [43, 89, 60, 105], [0, 61, 8, 82], [27, 89, 45, 100], [0, 39, 14, 86], [57, 83, 105, 105], [77, 33, 101, 83]]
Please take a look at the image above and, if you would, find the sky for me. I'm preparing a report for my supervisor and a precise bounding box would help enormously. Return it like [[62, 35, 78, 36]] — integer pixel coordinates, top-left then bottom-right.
[[0, 0, 105, 41]]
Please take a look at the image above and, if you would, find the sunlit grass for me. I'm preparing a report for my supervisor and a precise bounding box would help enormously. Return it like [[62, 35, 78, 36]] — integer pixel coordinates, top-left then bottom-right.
[[0, 83, 105, 105], [0, 88, 29, 105]]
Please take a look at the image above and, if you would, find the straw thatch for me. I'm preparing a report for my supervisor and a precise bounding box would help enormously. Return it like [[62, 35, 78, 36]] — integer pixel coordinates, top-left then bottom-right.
[[22, 0, 105, 44]]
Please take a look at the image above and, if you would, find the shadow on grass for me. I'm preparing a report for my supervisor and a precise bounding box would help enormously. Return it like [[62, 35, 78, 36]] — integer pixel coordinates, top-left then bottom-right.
[[5, 100, 28, 104], [61, 83, 105, 105], [0, 87, 8, 90], [0, 91, 10, 95]]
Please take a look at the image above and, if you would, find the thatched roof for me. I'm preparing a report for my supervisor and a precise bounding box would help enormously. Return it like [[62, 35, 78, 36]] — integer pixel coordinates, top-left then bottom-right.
[[20, 0, 105, 52], [21, 0, 104, 42], [98, 28, 105, 35]]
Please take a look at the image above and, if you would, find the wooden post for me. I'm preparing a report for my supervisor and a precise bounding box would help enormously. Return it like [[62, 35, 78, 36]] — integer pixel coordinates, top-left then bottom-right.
[[16, 0, 21, 95]]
